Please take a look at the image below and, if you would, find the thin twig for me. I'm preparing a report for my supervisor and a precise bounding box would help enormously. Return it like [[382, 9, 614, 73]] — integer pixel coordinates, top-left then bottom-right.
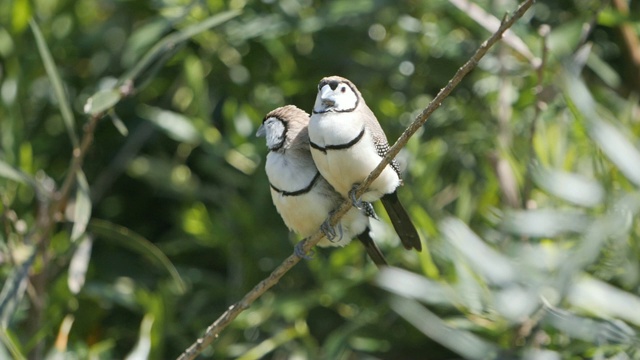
[[54, 114, 101, 216], [176, 1, 535, 359]]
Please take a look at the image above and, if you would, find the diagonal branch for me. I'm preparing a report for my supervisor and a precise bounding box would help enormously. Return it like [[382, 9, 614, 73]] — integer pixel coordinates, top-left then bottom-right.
[[176, 0, 535, 359]]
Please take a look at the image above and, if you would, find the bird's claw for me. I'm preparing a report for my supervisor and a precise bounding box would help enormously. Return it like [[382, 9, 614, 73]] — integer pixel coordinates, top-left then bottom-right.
[[320, 219, 337, 240], [349, 185, 365, 209], [294, 241, 315, 260], [322, 210, 345, 243]]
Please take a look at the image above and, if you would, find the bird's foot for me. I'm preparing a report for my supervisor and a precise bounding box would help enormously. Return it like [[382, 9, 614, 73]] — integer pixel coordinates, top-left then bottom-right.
[[320, 218, 337, 241], [362, 201, 379, 220], [294, 241, 315, 259], [320, 212, 344, 243], [349, 184, 365, 209]]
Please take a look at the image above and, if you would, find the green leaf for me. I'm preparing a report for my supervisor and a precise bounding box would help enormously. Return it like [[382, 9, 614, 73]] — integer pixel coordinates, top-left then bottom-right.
[[89, 219, 186, 293], [71, 170, 92, 242], [68, 235, 93, 294], [569, 276, 640, 327], [84, 88, 122, 115], [11, 0, 31, 33], [375, 267, 454, 306], [0, 159, 32, 185], [565, 75, 640, 187], [109, 111, 129, 136], [533, 166, 605, 207], [137, 105, 200, 144], [124, 314, 154, 360], [0, 329, 25, 360], [390, 297, 498, 360], [29, 20, 78, 148], [502, 209, 589, 238], [589, 118, 640, 187], [441, 217, 516, 285], [122, 10, 240, 84], [0, 247, 35, 329], [544, 301, 637, 345]]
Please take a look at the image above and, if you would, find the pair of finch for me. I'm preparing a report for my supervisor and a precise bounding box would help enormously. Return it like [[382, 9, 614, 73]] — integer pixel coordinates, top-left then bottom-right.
[[256, 76, 421, 267]]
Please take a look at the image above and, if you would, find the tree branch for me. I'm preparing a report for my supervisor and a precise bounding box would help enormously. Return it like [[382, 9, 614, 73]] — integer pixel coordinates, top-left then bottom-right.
[[176, 0, 535, 358]]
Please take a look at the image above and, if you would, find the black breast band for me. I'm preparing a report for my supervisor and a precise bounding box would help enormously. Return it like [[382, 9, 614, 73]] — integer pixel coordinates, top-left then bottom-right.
[[270, 171, 321, 196], [309, 128, 365, 154]]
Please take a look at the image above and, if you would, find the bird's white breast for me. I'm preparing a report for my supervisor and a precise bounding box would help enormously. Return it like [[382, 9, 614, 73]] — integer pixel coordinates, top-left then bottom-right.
[[265, 150, 368, 247], [309, 112, 401, 202]]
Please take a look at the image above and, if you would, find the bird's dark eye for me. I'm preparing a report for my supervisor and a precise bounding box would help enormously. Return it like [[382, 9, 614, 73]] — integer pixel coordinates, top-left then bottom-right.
[[340, 86, 346, 93]]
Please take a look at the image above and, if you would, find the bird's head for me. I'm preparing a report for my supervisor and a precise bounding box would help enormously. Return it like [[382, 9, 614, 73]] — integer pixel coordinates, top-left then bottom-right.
[[313, 76, 360, 114], [257, 105, 310, 151]]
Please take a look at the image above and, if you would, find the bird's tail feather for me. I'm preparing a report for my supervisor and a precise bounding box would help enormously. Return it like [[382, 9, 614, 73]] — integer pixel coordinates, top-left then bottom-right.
[[356, 229, 388, 267], [381, 192, 422, 251]]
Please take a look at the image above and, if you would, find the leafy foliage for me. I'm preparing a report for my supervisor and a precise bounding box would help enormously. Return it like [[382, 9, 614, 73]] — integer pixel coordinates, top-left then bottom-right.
[[1, 0, 639, 359]]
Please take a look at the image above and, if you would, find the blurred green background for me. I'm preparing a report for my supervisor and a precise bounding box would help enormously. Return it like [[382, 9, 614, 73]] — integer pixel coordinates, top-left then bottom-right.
[[1, 0, 640, 358]]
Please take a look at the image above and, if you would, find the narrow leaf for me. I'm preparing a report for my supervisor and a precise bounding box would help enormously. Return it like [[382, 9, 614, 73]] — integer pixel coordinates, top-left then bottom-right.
[[68, 235, 93, 294], [29, 20, 78, 148], [71, 170, 92, 242], [0, 330, 25, 360], [589, 118, 640, 187], [569, 276, 640, 327], [89, 219, 186, 293], [533, 166, 605, 207], [123, 10, 240, 84], [0, 247, 35, 329], [137, 105, 200, 144], [391, 297, 498, 360], [441, 217, 516, 285], [83, 88, 121, 115], [375, 267, 454, 306], [0, 159, 32, 185], [109, 110, 129, 136], [502, 209, 589, 238], [124, 314, 154, 360], [565, 74, 640, 187], [544, 302, 637, 345]]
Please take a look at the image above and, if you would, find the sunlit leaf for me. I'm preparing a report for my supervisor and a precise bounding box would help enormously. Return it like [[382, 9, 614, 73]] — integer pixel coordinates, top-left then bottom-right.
[[11, 0, 31, 33], [70, 170, 91, 242], [375, 267, 454, 306], [109, 111, 129, 136], [547, 20, 583, 58], [124, 314, 154, 360], [565, 74, 640, 187], [533, 166, 604, 207], [68, 236, 93, 294], [0, 330, 24, 360], [52, 314, 75, 354], [568, 276, 640, 327], [89, 219, 186, 293], [137, 105, 200, 144], [0, 247, 35, 329], [589, 118, 640, 187], [587, 52, 621, 88], [502, 209, 589, 238], [544, 302, 637, 345], [0, 159, 32, 185], [441, 217, 516, 285], [238, 322, 307, 360], [83, 88, 121, 115], [123, 10, 240, 84], [390, 297, 498, 360], [29, 20, 78, 148]]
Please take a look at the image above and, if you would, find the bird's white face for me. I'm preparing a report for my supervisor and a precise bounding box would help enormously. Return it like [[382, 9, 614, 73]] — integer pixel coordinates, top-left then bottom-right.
[[313, 81, 358, 113], [256, 117, 286, 150]]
